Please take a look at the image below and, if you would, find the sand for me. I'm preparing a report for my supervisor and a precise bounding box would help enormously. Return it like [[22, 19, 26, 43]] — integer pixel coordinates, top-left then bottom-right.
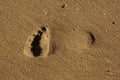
[[0, 0, 120, 80]]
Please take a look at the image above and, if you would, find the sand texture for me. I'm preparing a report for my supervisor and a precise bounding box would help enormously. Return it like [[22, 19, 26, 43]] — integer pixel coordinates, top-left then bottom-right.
[[0, 0, 120, 80]]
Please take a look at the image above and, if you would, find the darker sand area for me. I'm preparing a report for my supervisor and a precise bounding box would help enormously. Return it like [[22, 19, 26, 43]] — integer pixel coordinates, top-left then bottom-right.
[[0, 0, 120, 80]]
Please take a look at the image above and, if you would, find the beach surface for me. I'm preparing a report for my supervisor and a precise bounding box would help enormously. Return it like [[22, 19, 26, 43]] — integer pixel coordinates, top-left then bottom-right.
[[0, 0, 120, 80]]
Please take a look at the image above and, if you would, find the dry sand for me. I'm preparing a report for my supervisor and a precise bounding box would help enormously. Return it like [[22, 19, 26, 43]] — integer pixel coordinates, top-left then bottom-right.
[[0, 0, 120, 80]]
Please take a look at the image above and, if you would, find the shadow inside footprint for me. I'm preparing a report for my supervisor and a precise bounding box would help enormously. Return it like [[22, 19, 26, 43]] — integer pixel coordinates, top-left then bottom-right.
[[31, 31, 43, 57], [89, 32, 96, 45]]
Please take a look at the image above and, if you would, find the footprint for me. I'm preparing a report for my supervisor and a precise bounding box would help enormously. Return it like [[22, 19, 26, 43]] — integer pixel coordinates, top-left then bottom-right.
[[80, 31, 96, 50], [88, 32, 96, 45], [24, 26, 50, 57]]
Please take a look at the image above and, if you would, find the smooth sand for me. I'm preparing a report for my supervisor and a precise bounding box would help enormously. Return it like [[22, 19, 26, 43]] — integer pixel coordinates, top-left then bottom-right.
[[0, 0, 120, 80]]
